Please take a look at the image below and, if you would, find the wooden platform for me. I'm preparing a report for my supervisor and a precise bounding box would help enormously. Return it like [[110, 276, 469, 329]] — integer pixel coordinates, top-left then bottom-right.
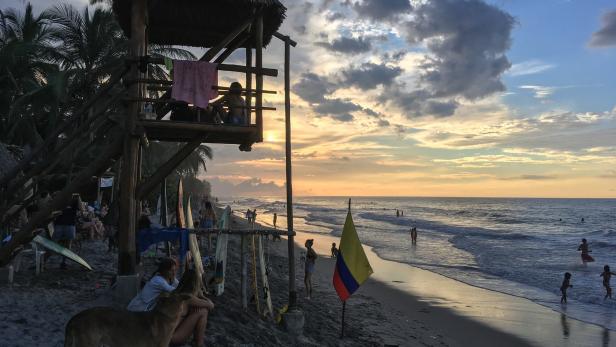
[[140, 119, 259, 147]]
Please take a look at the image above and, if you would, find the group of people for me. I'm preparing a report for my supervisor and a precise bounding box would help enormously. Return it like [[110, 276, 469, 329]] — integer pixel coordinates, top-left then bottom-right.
[[560, 238, 616, 304], [245, 209, 258, 225]]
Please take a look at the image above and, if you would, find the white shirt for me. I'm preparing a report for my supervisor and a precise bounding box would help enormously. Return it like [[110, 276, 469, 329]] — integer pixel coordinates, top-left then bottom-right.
[[127, 275, 179, 312]]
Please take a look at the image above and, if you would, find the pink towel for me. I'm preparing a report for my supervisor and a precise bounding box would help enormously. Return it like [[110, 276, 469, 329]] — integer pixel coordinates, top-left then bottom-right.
[[171, 60, 218, 109]]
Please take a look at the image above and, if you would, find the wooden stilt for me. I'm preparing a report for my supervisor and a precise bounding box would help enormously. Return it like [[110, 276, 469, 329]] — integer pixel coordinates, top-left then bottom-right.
[[241, 235, 248, 310], [255, 15, 264, 142]]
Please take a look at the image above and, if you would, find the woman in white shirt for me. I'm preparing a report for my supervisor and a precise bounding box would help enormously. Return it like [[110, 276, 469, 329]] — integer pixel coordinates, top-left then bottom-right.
[[128, 258, 214, 347]]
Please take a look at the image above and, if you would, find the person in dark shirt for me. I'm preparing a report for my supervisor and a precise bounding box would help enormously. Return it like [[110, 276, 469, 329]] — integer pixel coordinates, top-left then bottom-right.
[[53, 195, 79, 269]]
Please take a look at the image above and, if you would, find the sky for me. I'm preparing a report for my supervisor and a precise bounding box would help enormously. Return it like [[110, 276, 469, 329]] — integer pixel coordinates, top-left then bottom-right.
[[8, 0, 616, 198]]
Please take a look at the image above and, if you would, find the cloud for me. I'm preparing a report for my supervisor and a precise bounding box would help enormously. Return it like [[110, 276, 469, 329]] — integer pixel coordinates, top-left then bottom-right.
[[508, 60, 556, 76], [589, 10, 616, 47], [292, 73, 335, 103], [314, 99, 361, 115], [316, 36, 373, 54], [340, 62, 402, 90], [209, 177, 284, 197], [403, 0, 514, 100], [519, 85, 557, 99], [348, 0, 412, 21], [380, 86, 458, 117], [499, 175, 558, 181]]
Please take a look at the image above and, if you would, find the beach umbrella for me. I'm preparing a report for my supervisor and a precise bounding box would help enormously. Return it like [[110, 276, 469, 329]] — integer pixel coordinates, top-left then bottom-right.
[[333, 199, 373, 337]]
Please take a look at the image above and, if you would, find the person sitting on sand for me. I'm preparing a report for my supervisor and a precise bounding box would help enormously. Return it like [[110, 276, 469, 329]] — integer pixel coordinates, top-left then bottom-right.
[[331, 242, 338, 258], [304, 239, 317, 299], [601, 265, 616, 300], [560, 272, 572, 304], [578, 238, 594, 265], [210, 82, 247, 125], [128, 258, 214, 347]]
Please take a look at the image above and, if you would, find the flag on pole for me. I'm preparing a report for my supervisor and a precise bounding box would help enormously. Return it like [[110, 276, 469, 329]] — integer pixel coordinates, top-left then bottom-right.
[[333, 210, 373, 301]]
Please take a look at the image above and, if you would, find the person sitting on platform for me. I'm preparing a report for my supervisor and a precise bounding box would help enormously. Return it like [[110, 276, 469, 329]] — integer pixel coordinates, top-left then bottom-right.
[[209, 82, 247, 125]]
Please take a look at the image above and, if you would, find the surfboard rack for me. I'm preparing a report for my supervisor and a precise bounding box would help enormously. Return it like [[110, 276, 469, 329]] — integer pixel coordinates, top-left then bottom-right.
[[191, 228, 294, 236]]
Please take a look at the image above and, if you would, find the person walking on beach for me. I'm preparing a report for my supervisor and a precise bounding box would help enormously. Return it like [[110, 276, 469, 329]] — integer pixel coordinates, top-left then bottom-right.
[[396, 209, 400, 218], [578, 238, 595, 265], [410, 227, 418, 244], [601, 265, 616, 300], [304, 239, 317, 299], [560, 272, 572, 304], [331, 242, 338, 258]]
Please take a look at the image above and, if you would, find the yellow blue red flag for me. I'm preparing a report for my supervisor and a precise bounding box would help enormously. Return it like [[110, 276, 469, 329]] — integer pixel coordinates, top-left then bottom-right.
[[333, 211, 373, 301]]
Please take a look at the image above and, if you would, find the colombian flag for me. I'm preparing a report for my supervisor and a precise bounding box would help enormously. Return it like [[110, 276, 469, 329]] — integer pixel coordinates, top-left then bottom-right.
[[333, 211, 373, 301]]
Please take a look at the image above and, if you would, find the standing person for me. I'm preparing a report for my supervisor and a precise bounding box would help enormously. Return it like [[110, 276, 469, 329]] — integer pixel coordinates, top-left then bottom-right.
[[304, 239, 317, 299], [199, 202, 217, 229], [53, 195, 79, 269], [560, 272, 573, 304], [578, 239, 595, 265], [601, 265, 616, 300], [396, 209, 400, 218], [410, 227, 418, 244], [273, 213, 277, 229], [252, 209, 258, 224], [245, 209, 252, 224], [331, 242, 338, 258]]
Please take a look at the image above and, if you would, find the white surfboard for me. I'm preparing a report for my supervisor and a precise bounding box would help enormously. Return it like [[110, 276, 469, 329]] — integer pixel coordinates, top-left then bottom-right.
[[258, 235, 273, 317], [214, 206, 230, 296], [186, 196, 204, 279]]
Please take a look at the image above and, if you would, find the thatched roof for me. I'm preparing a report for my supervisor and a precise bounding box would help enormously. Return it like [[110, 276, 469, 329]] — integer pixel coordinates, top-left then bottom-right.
[[112, 0, 286, 48]]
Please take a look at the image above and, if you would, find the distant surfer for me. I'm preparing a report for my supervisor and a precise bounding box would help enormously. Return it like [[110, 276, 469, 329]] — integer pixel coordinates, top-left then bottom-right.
[[410, 227, 418, 244], [560, 272, 572, 304], [577, 239, 594, 265], [581, 218, 585, 223], [601, 265, 616, 299]]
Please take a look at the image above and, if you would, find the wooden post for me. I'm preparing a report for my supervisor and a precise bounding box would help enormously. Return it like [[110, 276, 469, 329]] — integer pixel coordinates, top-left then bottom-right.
[[118, 0, 146, 276], [245, 45, 252, 125], [283, 36, 297, 308], [241, 235, 248, 310], [255, 15, 263, 142]]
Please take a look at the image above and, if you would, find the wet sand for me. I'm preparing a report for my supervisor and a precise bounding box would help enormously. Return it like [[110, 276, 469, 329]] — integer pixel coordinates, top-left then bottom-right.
[[291, 230, 615, 347]]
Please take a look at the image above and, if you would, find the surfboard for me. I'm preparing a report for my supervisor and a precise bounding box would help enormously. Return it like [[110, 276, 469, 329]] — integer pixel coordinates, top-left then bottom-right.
[[258, 235, 273, 317], [176, 178, 185, 228], [251, 235, 260, 313], [186, 196, 205, 278], [32, 235, 92, 271], [214, 206, 230, 296]]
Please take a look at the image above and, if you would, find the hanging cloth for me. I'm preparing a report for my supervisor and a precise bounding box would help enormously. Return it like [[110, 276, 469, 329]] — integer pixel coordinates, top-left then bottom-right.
[[171, 60, 218, 109]]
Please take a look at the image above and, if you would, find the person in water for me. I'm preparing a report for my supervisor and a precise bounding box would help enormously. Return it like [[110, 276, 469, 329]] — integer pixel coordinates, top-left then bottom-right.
[[410, 227, 418, 244], [560, 272, 572, 304], [577, 238, 594, 264], [304, 239, 317, 299], [601, 265, 616, 299]]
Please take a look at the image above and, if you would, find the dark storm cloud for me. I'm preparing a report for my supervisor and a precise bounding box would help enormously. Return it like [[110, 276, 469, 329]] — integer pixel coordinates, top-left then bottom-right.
[[330, 113, 355, 122], [380, 85, 458, 118], [589, 10, 616, 47], [341, 63, 403, 90], [292, 73, 336, 103], [314, 99, 362, 115], [316, 36, 373, 54], [348, 0, 412, 21], [404, 0, 515, 100]]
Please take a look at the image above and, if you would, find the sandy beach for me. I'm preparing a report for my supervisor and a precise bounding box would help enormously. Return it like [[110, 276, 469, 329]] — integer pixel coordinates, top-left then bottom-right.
[[1, 210, 613, 346]]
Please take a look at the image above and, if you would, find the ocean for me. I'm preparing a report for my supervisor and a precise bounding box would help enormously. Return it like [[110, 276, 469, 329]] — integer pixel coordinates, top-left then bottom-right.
[[222, 196, 616, 330]]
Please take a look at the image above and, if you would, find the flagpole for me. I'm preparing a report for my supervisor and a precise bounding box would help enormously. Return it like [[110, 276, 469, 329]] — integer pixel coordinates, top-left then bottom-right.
[[340, 198, 351, 338], [341, 300, 346, 338]]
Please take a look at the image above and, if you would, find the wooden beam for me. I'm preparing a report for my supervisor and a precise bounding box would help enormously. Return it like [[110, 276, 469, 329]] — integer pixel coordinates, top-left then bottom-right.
[[118, 0, 146, 276], [146, 84, 277, 95], [135, 134, 208, 200], [200, 18, 254, 62], [245, 47, 253, 125], [0, 130, 123, 267], [273, 32, 298, 47], [283, 35, 297, 308], [255, 16, 264, 142], [214, 33, 250, 64]]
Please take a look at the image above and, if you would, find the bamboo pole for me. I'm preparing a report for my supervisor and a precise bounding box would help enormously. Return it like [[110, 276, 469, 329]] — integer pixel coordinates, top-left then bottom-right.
[[255, 15, 264, 142], [118, 0, 147, 276], [246, 44, 253, 125], [282, 35, 297, 309]]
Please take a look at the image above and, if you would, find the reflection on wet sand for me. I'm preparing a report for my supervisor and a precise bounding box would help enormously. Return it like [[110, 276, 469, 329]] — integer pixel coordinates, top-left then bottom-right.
[[561, 313, 570, 338]]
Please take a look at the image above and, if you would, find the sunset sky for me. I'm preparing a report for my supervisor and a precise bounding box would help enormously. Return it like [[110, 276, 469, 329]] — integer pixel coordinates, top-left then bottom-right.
[[12, 0, 616, 198]]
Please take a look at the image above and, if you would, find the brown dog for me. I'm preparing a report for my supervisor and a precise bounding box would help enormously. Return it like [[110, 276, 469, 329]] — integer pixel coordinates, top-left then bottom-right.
[[64, 293, 191, 347]]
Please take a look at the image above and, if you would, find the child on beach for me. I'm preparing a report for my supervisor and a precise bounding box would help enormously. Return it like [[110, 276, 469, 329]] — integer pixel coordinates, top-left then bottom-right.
[[304, 239, 317, 299], [601, 265, 616, 299], [560, 272, 572, 304], [331, 242, 338, 258], [577, 238, 594, 265]]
